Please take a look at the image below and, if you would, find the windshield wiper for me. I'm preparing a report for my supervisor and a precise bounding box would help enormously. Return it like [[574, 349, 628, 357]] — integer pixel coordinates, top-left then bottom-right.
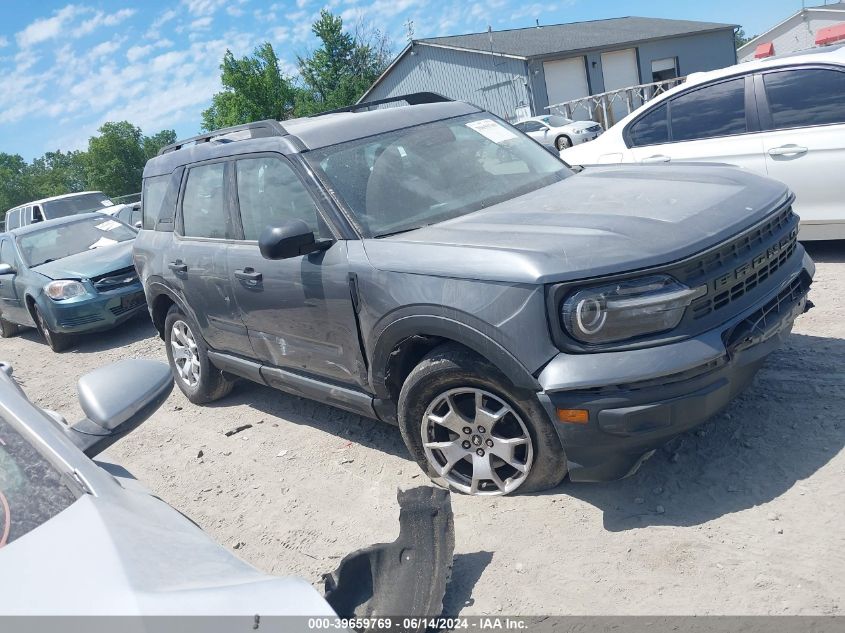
[[375, 224, 432, 239]]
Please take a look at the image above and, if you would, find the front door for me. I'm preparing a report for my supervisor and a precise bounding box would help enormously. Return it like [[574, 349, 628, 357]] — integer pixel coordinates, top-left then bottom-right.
[[227, 154, 365, 388], [0, 238, 29, 325], [170, 160, 252, 356], [756, 66, 845, 236]]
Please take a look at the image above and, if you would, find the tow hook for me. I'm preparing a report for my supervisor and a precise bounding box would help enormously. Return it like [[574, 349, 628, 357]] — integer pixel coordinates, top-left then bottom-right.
[[323, 486, 455, 632]]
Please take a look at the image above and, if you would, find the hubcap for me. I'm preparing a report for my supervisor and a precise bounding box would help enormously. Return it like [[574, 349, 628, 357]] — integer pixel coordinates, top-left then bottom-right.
[[170, 320, 201, 387], [421, 388, 534, 496]]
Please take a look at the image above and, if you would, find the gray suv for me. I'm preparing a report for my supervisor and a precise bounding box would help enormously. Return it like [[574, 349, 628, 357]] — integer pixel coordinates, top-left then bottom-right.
[[134, 93, 815, 496]]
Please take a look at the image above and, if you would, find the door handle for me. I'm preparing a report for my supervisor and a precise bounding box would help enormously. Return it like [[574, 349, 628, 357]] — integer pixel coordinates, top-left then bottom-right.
[[767, 145, 808, 157], [641, 154, 671, 164], [234, 268, 262, 284], [168, 260, 188, 273]]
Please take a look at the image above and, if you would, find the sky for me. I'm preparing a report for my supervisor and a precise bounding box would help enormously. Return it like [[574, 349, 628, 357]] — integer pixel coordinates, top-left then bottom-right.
[[0, 0, 820, 160]]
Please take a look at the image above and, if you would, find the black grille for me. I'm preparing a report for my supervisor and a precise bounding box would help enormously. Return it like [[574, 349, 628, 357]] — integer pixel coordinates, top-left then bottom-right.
[[686, 206, 798, 320], [725, 274, 808, 351], [92, 266, 138, 292], [587, 124, 602, 133]]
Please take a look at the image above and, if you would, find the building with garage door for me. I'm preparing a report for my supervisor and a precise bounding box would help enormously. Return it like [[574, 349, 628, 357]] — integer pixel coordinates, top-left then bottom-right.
[[737, 2, 845, 62], [359, 16, 737, 122]]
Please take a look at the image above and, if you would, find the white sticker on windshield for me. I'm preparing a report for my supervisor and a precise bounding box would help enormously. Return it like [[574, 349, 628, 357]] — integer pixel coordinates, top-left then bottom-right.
[[95, 220, 121, 231], [89, 237, 118, 249], [465, 119, 517, 144], [100, 200, 114, 207]]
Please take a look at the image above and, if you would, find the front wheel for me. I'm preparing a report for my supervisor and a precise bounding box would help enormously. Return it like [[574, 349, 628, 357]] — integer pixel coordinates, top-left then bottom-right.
[[398, 345, 567, 496], [555, 135, 572, 150], [34, 307, 73, 352], [164, 305, 234, 404]]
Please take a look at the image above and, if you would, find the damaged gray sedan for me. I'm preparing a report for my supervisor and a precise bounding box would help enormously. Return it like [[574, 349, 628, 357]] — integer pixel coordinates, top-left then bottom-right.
[[135, 93, 814, 497], [0, 359, 453, 628]]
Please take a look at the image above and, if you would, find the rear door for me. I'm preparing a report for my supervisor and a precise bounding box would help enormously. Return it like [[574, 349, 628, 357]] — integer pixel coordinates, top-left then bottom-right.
[[169, 160, 252, 356], [755, 65, 845, 236], [227, 153, 365, 387], [627, 76, 766, 173]]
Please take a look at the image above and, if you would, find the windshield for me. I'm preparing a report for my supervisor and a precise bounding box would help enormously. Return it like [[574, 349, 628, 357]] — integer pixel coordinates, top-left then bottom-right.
[[17, 216, 136, 268], [43, 193, 114, 219], [309, 114, 571, 237], [0, 414, 78, 548]]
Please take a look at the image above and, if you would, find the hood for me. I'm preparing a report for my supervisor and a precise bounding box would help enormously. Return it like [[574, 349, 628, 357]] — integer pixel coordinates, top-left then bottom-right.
[[32, 240, 134, 280], [362, 164, 790, 284]]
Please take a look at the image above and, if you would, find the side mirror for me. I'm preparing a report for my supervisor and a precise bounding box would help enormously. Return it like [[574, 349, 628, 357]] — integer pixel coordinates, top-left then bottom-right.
[[66, 359, 173, 457], [259, 219, 331, 260], [134, 221, 142, 230], [0, 263, 15, 275]]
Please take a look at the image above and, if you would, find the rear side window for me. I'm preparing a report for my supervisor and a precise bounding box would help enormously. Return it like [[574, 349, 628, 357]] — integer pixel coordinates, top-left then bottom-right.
[[142, 175, 169, 230], [181, 163, 228, 239], [5, 210, 19, 230], [669, 78, 746, 141], [629, 103, 669, 146], [763, 68, 845, 130], [235, 157, 321, 240]]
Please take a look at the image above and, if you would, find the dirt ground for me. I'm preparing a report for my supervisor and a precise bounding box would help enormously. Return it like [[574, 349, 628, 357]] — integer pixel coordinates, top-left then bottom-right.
[[4, 242, 843, 616]]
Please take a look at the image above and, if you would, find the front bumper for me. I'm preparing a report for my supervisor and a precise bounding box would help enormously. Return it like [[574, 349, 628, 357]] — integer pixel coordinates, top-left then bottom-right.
[[40, 282, 147, 334], [537, 252, 814, 482]]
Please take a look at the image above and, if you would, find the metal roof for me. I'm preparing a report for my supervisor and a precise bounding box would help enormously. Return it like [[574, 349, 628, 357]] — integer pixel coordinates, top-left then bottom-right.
[[418, 16, 736, 59]]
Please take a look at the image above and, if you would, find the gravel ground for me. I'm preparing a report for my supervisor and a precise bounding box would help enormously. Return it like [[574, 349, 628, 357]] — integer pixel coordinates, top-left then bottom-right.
[[3, 242, 843, 616]]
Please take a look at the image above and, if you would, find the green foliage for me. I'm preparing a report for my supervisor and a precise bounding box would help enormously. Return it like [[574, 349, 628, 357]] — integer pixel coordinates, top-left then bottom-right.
[[84, 121, 147, 198], [0, 153, 31, 213], [296, 10, 392, 115], [142, 129, 178, 160], [735, 28, 756, 49], [201, 42, 297, 130]]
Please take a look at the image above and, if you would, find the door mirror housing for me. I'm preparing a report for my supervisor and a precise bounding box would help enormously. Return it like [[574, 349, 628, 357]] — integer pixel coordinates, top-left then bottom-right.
[[259, 220, 331, 260], [65, 359, 173, 457], [0, 263, 15, 275]]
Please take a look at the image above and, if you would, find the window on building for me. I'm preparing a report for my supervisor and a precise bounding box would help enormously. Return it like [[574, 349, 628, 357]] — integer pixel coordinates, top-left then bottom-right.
[[651, 58, 679, 82], [763, 68, 845, 129]]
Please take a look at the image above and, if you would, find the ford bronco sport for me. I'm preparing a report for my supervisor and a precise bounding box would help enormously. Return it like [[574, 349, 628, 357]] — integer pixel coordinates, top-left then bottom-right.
[[134, 93, 814, 496]]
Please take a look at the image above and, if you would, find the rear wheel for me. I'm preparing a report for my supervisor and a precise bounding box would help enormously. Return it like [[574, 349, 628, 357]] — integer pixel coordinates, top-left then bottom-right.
[[398, 345, 567, 496], [164, 305, 234, 404], [555, 135, 572, 150], [34, 307, 73, 352]]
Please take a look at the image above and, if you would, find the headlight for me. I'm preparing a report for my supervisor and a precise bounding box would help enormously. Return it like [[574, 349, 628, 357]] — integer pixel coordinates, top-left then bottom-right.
[[561, 275, 705, 345], [44, 280, 87, 301]]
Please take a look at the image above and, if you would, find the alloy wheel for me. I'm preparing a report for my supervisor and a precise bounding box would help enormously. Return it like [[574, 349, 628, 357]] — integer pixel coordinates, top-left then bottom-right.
[[556, 136, 572, 150], [170, 320, 201, 387], [421, 387, 534, 495]]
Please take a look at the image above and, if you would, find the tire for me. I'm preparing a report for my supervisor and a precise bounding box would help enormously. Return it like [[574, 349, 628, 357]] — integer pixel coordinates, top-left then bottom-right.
[[0, 316, 18, 338], [164, 304, 234, 404], [398, 344, 567, 496], [555, 135, 572, 150], [33, 306, 74, 352]]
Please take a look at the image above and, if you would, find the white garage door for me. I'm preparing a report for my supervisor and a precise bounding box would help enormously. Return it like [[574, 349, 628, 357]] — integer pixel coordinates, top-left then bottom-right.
[[543, 57, 590, 119], [600, 48, 640, 125]]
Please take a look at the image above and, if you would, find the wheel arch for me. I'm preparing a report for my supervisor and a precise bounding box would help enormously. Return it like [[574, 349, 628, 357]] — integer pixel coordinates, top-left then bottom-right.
[[369, 313, 541, 402], [146, 280, 190, 339]]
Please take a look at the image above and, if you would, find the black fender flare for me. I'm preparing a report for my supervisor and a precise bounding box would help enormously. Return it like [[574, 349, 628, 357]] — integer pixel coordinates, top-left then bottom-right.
[[368, 309, 541, 399]]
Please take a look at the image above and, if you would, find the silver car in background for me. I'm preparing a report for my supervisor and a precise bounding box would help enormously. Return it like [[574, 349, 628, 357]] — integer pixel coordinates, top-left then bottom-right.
[[513, 114, 603, 150]]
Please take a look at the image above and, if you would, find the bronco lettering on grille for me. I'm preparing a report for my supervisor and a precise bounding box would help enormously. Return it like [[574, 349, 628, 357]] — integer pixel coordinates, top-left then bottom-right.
[[713, 227, 798, 291]]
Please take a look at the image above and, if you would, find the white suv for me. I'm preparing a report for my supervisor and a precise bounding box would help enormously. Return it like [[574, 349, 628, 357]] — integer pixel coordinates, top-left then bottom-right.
[[560, 45, 845, 240]]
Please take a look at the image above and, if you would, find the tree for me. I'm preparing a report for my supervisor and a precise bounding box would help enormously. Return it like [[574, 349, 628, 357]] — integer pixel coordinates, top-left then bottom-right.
[[0, 153, 32, 213], [142, 129, 177, 160], [735, 28, 756, 49], [201, 42, 297, 130], [85, 121, 146, 197], [28, 150, 87, 198], [296, 10, 392, 115]]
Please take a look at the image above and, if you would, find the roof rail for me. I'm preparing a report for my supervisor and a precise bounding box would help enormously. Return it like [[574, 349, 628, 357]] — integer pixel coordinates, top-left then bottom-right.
[[158, 119, 287, 155], [310, 92, 452, 118]]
